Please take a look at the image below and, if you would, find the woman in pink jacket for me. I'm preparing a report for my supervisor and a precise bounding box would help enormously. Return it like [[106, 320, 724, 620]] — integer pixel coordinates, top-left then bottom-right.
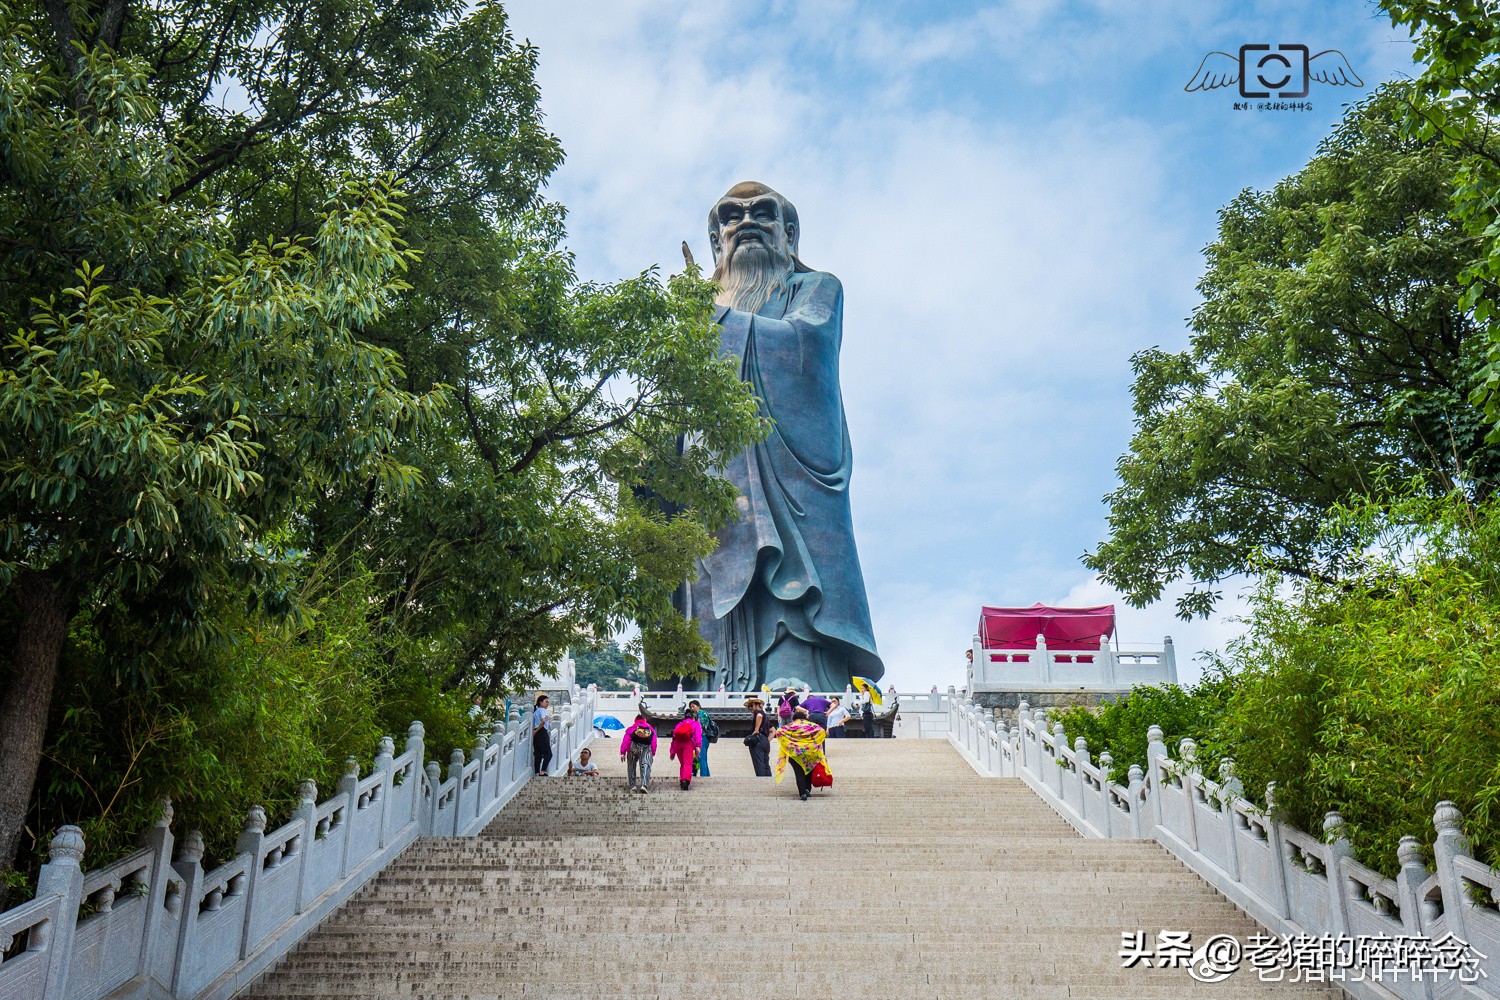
[[668, 715, 703, 790], [618, 715, 658, 793]]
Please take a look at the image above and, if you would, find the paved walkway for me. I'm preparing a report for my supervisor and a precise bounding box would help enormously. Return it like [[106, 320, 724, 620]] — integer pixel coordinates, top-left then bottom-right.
[[246, 737, 1343, 999]]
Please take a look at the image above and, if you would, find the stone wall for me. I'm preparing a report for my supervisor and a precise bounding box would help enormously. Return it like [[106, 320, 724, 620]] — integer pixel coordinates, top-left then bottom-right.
[[972, 689, 1120, 729]]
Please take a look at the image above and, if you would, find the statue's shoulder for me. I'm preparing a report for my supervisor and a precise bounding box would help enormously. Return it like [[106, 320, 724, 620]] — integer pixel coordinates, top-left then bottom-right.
[[790, 268, 843, 299]]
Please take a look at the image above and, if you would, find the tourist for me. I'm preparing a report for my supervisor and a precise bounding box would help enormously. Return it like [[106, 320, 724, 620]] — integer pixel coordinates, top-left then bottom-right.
[[688, 699, 717, 777], [619, 714, 657, 793], [826, 696, 849, 738], [743, 696, 773, 776], [861, 698, 875, 738], [773, 707, 828, 801], [777, 687, 799, 723], [567, 747, 599, 777], [801, 692, 831, 728], [668, 713, 703, 790], [531, 694, 553, 775]]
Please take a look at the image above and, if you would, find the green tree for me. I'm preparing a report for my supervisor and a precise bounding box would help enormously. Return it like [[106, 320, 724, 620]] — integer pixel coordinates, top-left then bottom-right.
[[2, 0, 763, 891], [570, 640, 644, 691], [0, 16, 440, 887], [1087, 86, 1493, 617], [1382, 0, 1500, 433]]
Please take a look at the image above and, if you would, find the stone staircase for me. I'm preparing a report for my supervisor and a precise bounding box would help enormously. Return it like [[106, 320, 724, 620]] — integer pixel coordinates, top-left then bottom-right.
[[244, 740, 1344, 999]]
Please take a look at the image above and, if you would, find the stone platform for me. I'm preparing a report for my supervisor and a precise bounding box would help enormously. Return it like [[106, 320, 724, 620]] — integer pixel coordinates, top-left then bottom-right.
[[245, 740, 1344, 999]]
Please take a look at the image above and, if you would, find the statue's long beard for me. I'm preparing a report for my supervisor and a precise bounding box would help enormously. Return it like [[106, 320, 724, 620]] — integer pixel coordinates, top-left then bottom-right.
[[713, 239, 794, 314]]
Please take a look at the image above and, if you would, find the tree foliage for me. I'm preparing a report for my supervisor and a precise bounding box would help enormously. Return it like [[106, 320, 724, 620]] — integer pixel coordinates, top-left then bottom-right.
[[1382, 0, 1500, 433], [1070, 492, 1500, 879], [1087, 85, 1494, 617], [0, 0, 762, 894], [570, 640, 644, 691]]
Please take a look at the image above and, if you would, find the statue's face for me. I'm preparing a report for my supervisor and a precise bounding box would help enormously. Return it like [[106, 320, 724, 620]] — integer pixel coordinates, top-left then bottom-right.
[[711, 195, 794, 263]]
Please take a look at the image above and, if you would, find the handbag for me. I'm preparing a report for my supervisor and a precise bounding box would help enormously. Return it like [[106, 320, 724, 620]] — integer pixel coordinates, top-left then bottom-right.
[[809, 762, 833, 788]]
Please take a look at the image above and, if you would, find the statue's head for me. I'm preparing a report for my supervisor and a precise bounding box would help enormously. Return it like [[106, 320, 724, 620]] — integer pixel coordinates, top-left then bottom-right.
[[707, 181, 806, 313]]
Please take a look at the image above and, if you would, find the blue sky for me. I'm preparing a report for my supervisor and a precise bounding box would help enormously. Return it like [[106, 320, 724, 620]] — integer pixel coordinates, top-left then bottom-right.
[[504, 0, 1420, 690]]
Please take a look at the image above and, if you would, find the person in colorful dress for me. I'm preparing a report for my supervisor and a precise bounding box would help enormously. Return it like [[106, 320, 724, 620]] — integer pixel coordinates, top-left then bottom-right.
[[773, 707, 828, 801]]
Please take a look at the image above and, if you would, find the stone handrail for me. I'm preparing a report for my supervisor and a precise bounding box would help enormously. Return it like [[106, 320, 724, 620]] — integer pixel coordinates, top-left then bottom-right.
[[0, 688, 596, 1000], [591, 687, 876, 710], [968, 634, 1178, 694], [948, 695, 1499, 998]]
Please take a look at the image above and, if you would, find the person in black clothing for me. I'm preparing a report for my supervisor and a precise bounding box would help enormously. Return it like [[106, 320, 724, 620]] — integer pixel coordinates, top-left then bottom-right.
[[532, 694, 553, 774], [743, 697, 773, 777], [861, 698, 876, 738]]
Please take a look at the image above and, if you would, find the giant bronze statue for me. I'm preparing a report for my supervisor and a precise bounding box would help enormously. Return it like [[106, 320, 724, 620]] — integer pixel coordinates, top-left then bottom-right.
[[684, 182, 884, 692]]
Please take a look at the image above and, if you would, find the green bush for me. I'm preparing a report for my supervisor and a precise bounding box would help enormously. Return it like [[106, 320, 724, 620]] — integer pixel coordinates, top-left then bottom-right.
[[1065, 492, 1500, 879], [27, 563, 478, 882], [1219, 492, 1500, 877], [1053, 666, 1238, 785]]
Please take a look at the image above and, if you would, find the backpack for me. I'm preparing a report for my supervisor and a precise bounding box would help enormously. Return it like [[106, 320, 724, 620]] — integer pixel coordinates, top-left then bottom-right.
[[629, 723, 653, 747], [702, 713, 719, 744], [810, 762, 833, 788], [672, 719, 697, 742]]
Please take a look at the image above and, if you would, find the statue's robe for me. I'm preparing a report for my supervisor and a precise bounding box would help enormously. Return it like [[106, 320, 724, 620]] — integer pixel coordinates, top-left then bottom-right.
[[689, 269, 884, 691]]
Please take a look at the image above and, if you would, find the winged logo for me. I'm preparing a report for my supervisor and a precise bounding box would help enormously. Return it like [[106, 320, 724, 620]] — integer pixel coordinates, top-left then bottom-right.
[[1185, 46, 1364, 97]]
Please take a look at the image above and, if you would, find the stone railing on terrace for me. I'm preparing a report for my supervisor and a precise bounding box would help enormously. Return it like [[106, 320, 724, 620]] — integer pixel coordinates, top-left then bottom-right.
[[948, 695, 1498, 998], [968, 634, 1178, 693], [0, 689, 596, 1000]]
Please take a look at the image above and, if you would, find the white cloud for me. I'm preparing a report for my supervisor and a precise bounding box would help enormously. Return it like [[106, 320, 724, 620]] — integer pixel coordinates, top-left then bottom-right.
[[505, 0, 1403, 695]]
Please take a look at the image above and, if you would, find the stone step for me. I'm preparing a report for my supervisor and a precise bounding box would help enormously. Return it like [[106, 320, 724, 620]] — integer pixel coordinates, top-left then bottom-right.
[[245, 741, 1345, 999]]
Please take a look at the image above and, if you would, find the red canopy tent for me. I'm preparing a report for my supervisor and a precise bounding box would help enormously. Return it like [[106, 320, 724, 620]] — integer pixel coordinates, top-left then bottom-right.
[[978, 604, 1115, 651]]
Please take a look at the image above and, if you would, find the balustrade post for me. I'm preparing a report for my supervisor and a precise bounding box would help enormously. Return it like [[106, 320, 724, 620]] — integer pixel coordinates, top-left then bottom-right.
[[508, 707, 524, 783], [1162, 635, 1177, 683], [984, 720, 998, 774], [139, 798, 176, 986], [373, 736, 395, 848], [1017, 702, 1032, 772], [337, 757, 359, 876], [1264, 782, 1292, 920], [36, 825, 85, 1000], [1072, 736, 1089, 813], [1100, 633, 1116, 687], [169, 830, 206, 994], [1007, 727, 1020, 777], [1098, 749, 1114, 837], [1394, 836, 1434, 942], [1432, 801, 1472, 943], [1051, 720, 1068, 799], [291, 780, 317, 910], [1145, 725, 1167, 832], [235, 806, 268, 959], [1322, 812, 1353, 934], [472, 732, 490, 814], [1218, 760, 1242, 881], [1177, 738, 1200, 851], [448, 750, 466, 836], [426, 762, 443, 834], [1127, 765, 1145, 838], [405, 722, 426, 825], [1036, 634, 1050, 684]]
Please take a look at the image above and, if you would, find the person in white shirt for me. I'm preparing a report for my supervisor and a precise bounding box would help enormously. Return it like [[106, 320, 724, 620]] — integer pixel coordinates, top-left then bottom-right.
[[567, 747, 599, 777], [531, 694, 552, 775], [826, 696, 850, 738]]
